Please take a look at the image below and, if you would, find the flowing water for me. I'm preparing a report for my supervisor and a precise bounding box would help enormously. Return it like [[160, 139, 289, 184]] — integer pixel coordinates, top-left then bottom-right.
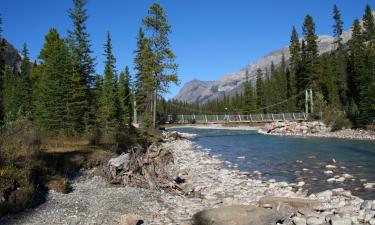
[[170, 127, 375, 199]]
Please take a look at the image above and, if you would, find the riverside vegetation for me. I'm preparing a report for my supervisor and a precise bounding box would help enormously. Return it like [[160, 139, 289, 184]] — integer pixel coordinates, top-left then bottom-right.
[[0, 0, 375, 224], [0, 0, 177, 216]]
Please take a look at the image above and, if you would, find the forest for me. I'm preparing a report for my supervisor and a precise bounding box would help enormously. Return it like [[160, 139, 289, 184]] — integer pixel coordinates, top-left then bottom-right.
[[161, 4, 375, 128], [0, 0, 177, 215]]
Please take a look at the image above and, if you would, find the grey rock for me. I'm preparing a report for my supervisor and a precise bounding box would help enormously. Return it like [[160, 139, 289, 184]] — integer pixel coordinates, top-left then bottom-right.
[[330, 217, 352, 225], [193, 205, 280, 225], [293, 216, 307, 225], [306, 216, 324, 225]]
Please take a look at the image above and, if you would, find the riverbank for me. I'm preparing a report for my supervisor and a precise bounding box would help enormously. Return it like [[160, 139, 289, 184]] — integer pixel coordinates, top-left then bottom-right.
[[1, 132, 374, 224], [168, 121, 375, 141], [259, 121, 375, 141]]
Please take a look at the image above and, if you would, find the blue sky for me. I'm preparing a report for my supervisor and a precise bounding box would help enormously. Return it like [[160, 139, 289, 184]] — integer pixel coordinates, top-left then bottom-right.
[[1, 0, 372, 98]]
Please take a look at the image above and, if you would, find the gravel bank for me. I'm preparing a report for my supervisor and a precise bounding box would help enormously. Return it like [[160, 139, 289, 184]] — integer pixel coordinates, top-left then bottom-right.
[[259, 121, 375, 141], [1, 133, 374, 224]]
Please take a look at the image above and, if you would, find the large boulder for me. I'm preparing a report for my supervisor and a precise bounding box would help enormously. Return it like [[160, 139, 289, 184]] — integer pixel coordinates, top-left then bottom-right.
[[192, 205, 282, 225]]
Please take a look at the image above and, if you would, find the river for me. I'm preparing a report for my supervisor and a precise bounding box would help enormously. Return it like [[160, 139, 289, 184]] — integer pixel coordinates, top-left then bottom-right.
[[171, 127, 375, 199]]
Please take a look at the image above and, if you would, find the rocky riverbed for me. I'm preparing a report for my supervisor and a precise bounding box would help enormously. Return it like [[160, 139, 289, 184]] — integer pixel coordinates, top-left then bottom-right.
[[259, 121, 375, 141], [1, 132, 374, 224]]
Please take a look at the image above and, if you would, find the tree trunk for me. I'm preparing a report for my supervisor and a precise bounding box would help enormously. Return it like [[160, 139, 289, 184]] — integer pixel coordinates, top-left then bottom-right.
[[153, 88, 157, 128]]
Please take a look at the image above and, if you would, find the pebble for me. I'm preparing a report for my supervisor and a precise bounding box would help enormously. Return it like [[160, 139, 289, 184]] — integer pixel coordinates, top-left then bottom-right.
[[326, 165, 337, 169], [330, 216, 353, 225]]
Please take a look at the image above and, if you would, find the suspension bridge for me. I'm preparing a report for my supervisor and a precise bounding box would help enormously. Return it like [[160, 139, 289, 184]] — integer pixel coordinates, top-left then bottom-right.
[[165, 89, 315, 124], [172, 112, 309, 124]]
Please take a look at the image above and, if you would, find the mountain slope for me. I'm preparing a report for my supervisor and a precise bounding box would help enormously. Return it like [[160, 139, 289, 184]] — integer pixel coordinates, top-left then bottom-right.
[[174, 21, 359, 104]]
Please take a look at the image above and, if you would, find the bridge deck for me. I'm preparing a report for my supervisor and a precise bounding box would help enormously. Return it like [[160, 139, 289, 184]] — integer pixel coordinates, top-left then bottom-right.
[[174, 113, 308, 124]]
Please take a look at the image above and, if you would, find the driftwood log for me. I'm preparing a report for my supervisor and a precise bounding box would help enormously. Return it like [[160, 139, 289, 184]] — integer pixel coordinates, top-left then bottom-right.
[[107, 132, 185, 194]]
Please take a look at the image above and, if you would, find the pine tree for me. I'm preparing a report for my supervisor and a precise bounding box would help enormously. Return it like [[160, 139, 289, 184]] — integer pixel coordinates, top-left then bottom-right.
[[99, 32, 118, 132], [359, 5, 375, 124], [362, 4, 375, 45], [33, 29, 71, 131], [118, 66, 132, 126], [142, 3, 179, 128], [242, 70, 256, 113], [332, 5, 348, 107], [289, 26, 300, 110], [133, 28, 155, 121], [348, 20, 365, 102], [68, 0, 95, 130], [19, 43, 32, 117], [255, 69, 265, 113], [333, 4, 344, 46], [302, 15, 319, 91], [319, 55, 339, 106]]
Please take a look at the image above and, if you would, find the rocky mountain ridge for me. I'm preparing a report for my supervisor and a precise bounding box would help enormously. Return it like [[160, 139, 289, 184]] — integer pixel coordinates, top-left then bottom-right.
[[174, 16, 364, 104]]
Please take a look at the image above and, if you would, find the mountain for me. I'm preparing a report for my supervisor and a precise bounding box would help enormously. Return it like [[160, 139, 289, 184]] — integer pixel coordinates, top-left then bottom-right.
[[1, 38, 23, 73], [174, 21, 359, 104]]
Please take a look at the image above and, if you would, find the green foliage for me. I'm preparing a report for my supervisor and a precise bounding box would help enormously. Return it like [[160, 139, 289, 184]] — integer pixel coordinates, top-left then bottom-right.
[[118, 66, 133, 126], [68, 0, 94, 131], [141, 3, 179, 127], [332, 4, 344, 45], [99, 32, 119, 132]]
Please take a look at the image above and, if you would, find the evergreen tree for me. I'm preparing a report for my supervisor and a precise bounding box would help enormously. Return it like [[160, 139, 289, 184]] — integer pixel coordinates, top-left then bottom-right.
[[319, 55, 339, 106], [99, 32, 118, 132], [242, 70, 256, 112], [302, 15, 319, 91], [289, 26, 300, 110], [362, 4, 375, 45], [33, 29, 71, 131], [332, 5, 348, 107], [332, 4, 344, 46], [68, 0, 95, 130], [142, 3, 179, 128], [255, 69, 265, 113], [118, 66, 132, 126], [19, 43, 32, 117], [133, 28, 155, 121]]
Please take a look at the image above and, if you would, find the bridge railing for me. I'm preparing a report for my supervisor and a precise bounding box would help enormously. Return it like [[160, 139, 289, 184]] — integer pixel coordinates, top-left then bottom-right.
[[175, 112, 308, 123]]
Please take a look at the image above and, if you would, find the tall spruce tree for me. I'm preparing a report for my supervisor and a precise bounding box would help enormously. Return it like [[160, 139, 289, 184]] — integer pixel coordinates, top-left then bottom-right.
[[19, 43, 32, 117], [99, 32, 118, 132], [133, 28, 155, 121], [242, 70, 256, 112], [319, 55, 339, 106], [33, 29, 71, 131], [302, 15, 319, 91], [333, 4, 344, 46], [359, 5, 375, 124], [68, 0, 95, 130], [255, 69, 265, 113], [362, 4, 375, 45], [118, 66, 132, 126], [332, 5, 348, 107], [289, 26, 301, 110], [142, 3, 178, 128]]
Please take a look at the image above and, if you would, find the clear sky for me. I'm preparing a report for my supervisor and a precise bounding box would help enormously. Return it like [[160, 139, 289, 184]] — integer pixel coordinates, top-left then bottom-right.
[[1, 0, 373, 99]]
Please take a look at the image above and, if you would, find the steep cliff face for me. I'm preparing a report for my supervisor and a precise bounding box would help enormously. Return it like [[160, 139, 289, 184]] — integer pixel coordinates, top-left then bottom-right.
[[1, 38, 22, 73], [174, 20, 361, 104]]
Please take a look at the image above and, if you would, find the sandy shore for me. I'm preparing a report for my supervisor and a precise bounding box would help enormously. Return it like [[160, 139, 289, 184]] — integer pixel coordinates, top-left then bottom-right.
[[1, 133, 374, 224]]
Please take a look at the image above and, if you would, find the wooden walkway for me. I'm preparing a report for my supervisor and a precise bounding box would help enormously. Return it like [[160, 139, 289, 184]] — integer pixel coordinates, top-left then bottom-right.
[[174, 112, 308, 124]]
